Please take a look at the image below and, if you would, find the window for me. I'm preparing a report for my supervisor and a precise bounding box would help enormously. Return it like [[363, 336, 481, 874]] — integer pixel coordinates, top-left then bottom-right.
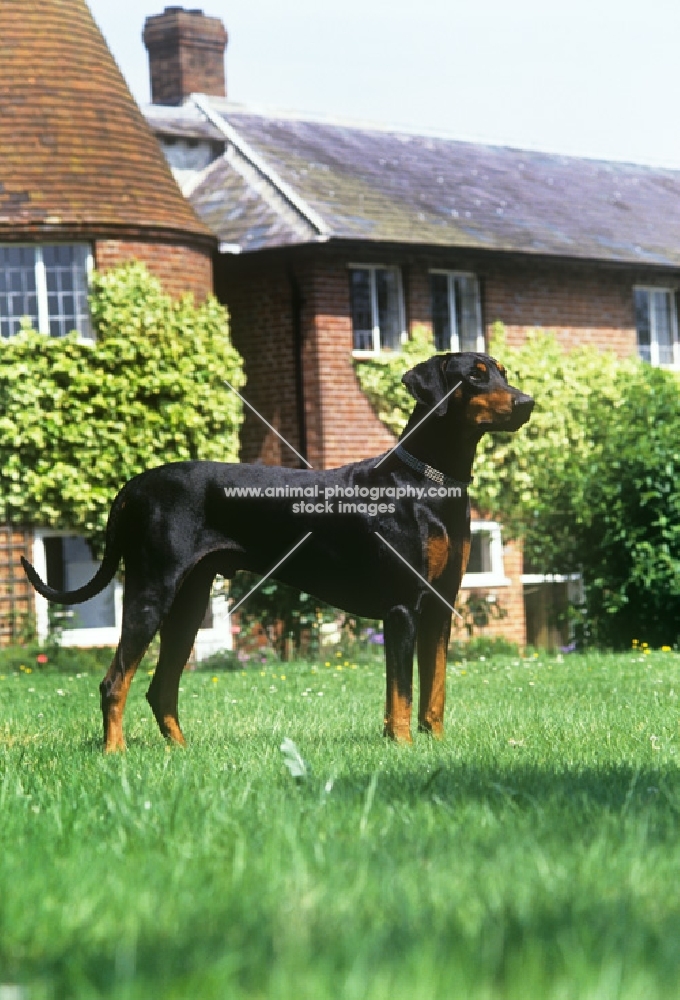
[[30, 531, 233, 657], [0, 244, 93, 339], [43, 535, 117, 631], [634, 287, 678, 367], [461, 522, 509, 588], [430, 271, 484, 352], [349, 265, 405, 353], [31, 532, 122, 648]]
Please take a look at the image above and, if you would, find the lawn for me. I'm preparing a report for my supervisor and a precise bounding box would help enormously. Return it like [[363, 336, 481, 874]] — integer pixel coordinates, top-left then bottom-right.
[[1, 648, 680, 999]]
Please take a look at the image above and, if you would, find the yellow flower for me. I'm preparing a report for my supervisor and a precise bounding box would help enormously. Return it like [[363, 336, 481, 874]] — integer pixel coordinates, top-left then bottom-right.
[[632, 639, 639, 647], [662, 646, 672, 652], [212, 676, 219, 683]]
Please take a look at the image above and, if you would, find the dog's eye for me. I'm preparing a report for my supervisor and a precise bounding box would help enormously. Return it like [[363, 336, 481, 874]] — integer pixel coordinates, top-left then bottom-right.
[[469, 369, 488, 384]]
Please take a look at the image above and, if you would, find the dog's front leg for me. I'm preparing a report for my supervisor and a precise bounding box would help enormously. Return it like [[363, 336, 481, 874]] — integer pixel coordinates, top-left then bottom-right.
[[383, 605, 417, 743], [417, 597, 452, 738]]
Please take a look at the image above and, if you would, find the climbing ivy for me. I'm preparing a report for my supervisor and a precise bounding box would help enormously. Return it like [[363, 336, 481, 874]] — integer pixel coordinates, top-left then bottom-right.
[[0, 262, 243, 547]]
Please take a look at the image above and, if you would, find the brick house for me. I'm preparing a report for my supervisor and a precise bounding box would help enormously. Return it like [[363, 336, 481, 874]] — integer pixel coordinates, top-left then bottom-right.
[[142, 7, 680, 648], [0, 0, 233, 653]]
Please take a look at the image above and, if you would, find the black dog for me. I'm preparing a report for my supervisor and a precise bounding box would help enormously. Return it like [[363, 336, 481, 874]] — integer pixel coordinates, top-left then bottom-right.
[[22, 353, 533, 750]]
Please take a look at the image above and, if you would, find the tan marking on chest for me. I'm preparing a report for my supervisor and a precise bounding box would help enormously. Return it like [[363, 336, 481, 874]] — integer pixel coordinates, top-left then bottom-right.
[[427, 534, 450, 580]]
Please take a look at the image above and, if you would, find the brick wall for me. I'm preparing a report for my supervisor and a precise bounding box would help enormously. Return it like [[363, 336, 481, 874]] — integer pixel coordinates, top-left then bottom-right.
[[95, 239, 213, 301], [483, 258, 638, 356], [404, 254, 645, 358], [0, 526, 33, 646], [307, 257, 395, 468], [218, 252, 395, 469], [457, 537, 526, 648], [219, 257, 301, 466]]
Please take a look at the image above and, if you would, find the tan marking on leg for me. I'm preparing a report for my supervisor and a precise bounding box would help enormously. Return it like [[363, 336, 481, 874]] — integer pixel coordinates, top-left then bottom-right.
[[418, 538, 466, 738], [383, 664, 413, 743], [427, 534, 450, 581], [159, 714, 186, 747], [101, 653, 144, 753], [146, 674, 187, 746], [417, 626, 448, 738], [384, 689, 413, 743]]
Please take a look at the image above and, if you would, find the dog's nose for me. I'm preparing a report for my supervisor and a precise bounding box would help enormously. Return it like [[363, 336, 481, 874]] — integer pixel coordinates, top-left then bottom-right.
[[513, 392, 534, 414]]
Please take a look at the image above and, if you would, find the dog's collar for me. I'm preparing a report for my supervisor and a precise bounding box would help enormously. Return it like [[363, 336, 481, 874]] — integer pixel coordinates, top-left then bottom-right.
[[395, 446, 472, 489]]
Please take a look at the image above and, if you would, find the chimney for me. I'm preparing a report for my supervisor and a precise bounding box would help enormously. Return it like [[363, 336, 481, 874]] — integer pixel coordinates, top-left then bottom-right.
[[143, 7, 228, 106]]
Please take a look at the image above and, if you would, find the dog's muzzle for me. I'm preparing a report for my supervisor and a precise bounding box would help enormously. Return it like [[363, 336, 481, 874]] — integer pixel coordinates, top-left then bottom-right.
[[509, 392, 534, 429]]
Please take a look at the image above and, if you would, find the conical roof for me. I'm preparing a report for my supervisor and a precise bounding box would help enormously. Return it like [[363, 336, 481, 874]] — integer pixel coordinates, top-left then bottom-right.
[[0, 0, 213, 246]]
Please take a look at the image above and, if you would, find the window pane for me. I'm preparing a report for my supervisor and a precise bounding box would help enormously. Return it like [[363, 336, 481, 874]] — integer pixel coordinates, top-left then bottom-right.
[[431, 273, 451, 351], [454, 276, 481, 352], [349, 268, 373, 351], [0, 245, 38, 338], [635, 289, 651, 363], [42, 244, 92, 338], [652, 290, 674, 365], [376, 267, 402, 351], [49, 536, 116, 629], [467, 531, 492, 574]]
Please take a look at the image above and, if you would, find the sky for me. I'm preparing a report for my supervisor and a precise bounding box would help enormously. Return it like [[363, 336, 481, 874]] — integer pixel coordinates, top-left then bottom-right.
[[87, 0, 680, 169]]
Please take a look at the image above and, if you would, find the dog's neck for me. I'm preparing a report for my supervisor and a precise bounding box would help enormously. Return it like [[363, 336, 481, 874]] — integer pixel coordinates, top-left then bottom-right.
[[399, 408, 481, 484]]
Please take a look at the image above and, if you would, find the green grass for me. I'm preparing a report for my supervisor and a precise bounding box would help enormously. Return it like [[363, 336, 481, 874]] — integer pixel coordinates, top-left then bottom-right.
[[2, 649, 680, 999]]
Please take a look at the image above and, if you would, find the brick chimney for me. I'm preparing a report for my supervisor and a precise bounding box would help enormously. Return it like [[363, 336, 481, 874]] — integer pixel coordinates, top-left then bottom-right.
[[143, 7, 228, 106]]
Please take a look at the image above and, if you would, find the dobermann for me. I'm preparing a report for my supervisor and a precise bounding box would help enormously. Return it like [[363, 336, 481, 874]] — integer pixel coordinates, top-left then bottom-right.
[[22, 352, 533, 750]]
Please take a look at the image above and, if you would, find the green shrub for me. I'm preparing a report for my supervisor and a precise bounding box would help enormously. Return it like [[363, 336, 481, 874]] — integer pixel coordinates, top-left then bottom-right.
[[0, 261, 243, 547]]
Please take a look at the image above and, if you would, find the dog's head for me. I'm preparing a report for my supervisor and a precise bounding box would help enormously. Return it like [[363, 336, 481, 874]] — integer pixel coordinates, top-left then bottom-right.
[[402, 352, 534, 433]]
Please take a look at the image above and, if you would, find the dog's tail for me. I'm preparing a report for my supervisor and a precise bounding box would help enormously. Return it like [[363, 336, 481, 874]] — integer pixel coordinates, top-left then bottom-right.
[[21, 486, 128, 605]]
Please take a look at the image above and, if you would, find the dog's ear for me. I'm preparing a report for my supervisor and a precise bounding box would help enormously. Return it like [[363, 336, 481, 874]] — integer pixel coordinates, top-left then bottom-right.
[[402, 355, 452, 415]]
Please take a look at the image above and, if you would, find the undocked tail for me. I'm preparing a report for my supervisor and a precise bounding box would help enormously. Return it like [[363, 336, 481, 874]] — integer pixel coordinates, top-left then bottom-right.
[[21, 488, 128, 605]]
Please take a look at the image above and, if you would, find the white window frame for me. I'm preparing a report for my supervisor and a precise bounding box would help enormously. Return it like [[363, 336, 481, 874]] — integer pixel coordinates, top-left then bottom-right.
[[32, 529, 123, 647], [430, 270, 485, 353], [0, 243, 94, 340], [461, 521, 510, 588], [349, 264, 407, 356], [31, 530, 233, 658], [634, 285, 679, 368]]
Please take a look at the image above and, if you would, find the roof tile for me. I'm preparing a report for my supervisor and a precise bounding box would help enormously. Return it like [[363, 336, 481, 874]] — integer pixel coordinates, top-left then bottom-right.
[[0, 0, 213, 245], [153, 97, 680, 265]]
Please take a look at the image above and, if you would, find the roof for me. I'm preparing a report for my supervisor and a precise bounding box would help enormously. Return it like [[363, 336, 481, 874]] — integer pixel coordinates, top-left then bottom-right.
[[0, 0, 213, 246], [146, 95, 680, 266]]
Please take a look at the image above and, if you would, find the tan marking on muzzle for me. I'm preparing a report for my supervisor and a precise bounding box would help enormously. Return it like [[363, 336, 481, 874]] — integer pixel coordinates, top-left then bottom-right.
[[469, 389, 514, 423]]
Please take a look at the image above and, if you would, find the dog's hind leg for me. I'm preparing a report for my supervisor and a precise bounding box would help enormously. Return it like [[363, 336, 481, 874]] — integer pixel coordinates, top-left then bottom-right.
[[417, 597, 452, 738], [146, 560, 216, 746], [100, 588, 165, 752], [383, 605, 417, 743]]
